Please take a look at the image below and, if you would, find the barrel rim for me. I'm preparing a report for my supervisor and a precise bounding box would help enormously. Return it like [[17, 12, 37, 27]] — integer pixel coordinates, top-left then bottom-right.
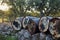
[[12, 20, 21, 30]]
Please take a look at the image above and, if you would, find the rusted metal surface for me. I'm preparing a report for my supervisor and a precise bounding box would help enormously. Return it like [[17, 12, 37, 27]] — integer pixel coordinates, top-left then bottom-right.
[[49, 18, 60, 38], [39, 16, 52, 32], [12, 17, 24, 30], [22, 16, 40, 35]]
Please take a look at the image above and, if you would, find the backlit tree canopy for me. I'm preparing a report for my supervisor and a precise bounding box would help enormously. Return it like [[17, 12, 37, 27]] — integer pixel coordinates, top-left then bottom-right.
[[1, 0, 60, 16], [0, 0, 60, 22]]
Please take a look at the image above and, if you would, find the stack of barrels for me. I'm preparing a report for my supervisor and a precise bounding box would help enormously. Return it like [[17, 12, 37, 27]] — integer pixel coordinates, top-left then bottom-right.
[[12, 16, 60, 40]]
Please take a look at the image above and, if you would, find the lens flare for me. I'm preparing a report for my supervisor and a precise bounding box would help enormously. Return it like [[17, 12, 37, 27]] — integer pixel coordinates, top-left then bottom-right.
[[0, 2, 12, 11]]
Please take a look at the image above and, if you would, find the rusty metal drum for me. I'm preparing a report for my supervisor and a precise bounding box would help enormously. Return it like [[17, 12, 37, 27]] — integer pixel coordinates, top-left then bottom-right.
[[49, 17, 60, 38], [12, 17, 24, 30], [23, 16, 40, 35], [39, 16, 52, 32]]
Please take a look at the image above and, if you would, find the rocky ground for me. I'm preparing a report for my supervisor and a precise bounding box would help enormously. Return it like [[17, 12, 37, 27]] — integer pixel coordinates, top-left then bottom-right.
[[0, 23, 56, 40]]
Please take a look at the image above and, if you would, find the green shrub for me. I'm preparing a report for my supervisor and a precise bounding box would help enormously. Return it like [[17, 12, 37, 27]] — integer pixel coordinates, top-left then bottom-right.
[[6, 36, 18, 40], [0, 34, 6, 40], [0, 34, 18, 40]]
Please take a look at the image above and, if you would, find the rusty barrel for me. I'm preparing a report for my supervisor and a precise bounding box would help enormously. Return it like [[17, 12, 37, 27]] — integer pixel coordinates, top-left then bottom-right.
[[39, 16, 52, 32], [49, 17, 60, 38], [12, 17, 24, 30], [23, 16, 40, 35]]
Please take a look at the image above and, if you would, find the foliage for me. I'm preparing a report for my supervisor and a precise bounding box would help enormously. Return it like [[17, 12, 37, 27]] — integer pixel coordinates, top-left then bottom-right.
[[0, 34, 18, 40], [0, 0, 60, 22], [6, 36, 18, 40], [0, 34, 6, 40]]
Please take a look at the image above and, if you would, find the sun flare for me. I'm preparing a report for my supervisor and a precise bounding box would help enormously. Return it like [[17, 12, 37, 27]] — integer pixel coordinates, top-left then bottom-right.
[[0, 1, 11, 11]]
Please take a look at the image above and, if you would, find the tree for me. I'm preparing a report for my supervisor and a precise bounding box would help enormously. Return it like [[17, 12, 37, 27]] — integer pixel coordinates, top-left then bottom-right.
[[27, 0, 60, 17], [1, 0, 60, 18]]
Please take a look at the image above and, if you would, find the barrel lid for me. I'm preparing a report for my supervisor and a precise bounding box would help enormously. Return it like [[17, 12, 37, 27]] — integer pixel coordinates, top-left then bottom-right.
[[39, 16, 50, 32], [12, 19, 21, 30]]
